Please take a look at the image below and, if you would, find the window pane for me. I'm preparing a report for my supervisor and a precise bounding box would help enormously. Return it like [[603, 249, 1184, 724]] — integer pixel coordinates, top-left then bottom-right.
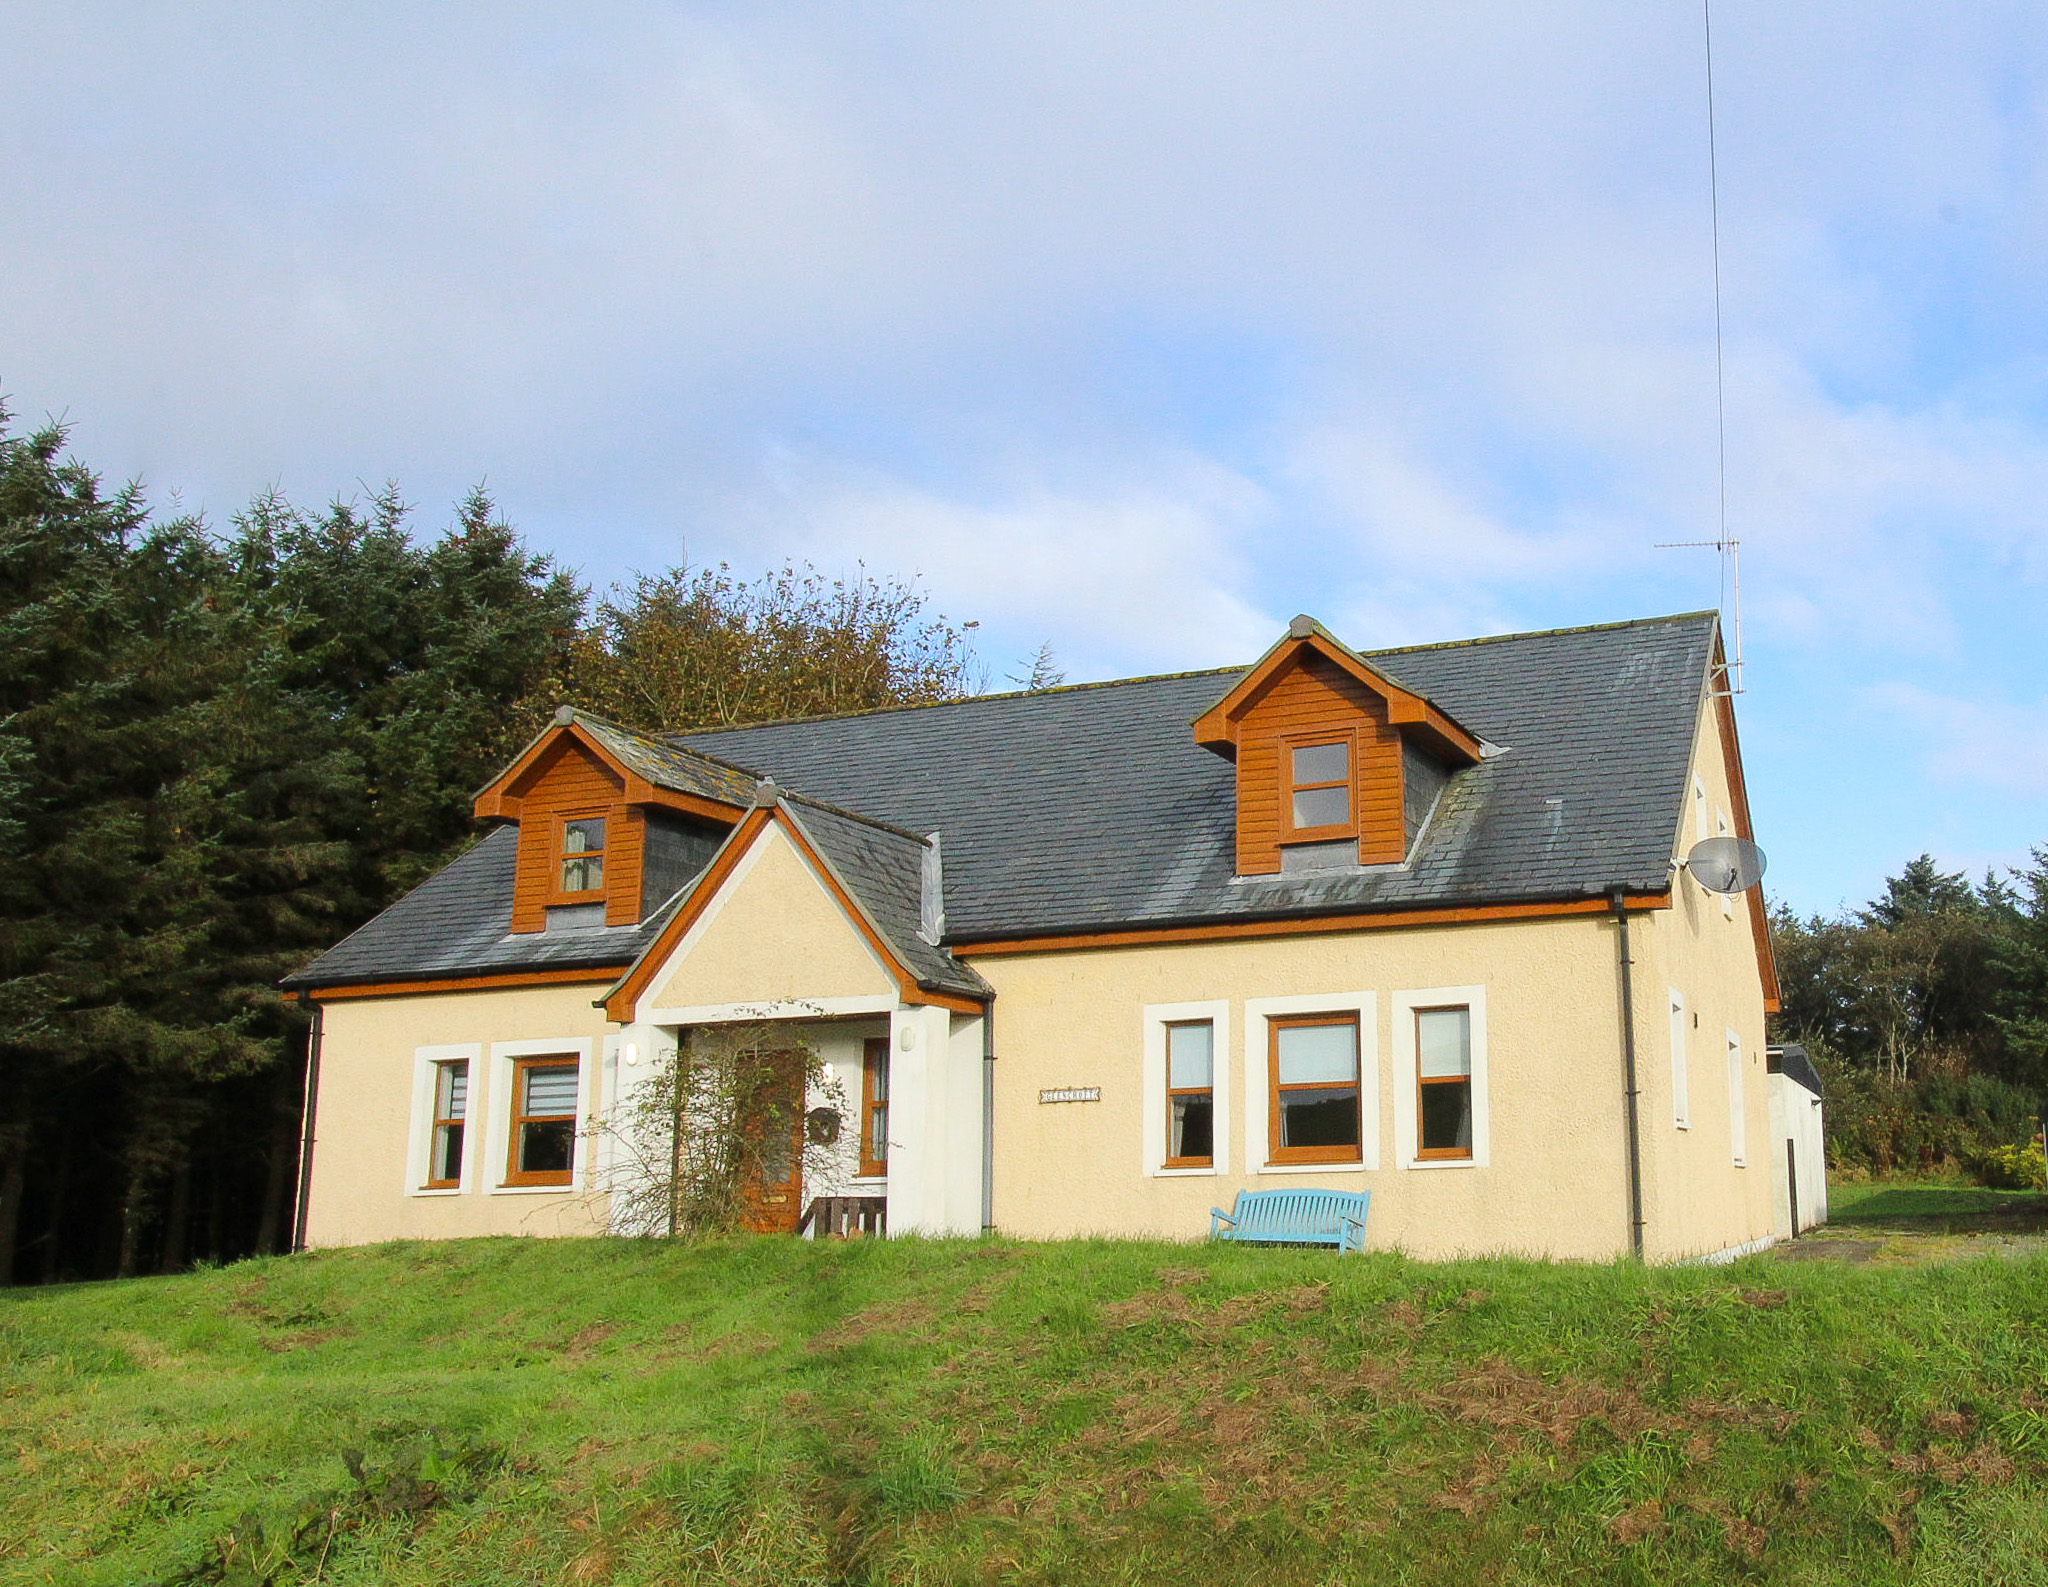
[[1417, 1008, 1471, 1078], [1420, 1078, 1472, 1151], [524, 1065, 579, 1117], [561, 854, 604, 891], [868, 1103, 889, 1166], [518, 1118, 575, 1175], [563, 818, 606, 854], [433, 1122, 464, 1182], [1170, 1094, 1213, 1160], [870, 1057, 889, 1103], [1167, 1022, 1213, 1090], [1292, 742, 1348, 785], [1291, 785, 1349, 829], [1277, 1021, 1357, 1085], [1280, 1085, 1360, 1148], [438, 1063, 468, 1120]]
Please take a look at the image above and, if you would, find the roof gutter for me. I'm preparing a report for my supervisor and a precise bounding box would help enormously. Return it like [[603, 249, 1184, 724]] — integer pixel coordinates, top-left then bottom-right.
[[1608, 887, 1646, 1260]]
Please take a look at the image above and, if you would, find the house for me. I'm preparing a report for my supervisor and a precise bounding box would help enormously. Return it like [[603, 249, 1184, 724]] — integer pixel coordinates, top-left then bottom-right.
[[282, 609, 1786, 1263]]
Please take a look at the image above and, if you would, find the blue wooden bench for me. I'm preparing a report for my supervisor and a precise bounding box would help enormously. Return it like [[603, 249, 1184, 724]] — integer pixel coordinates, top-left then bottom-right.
[[1210, 1188, 1371, 1253]]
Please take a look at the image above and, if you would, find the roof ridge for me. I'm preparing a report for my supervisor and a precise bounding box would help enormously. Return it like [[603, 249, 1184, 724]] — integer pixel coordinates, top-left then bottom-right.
[[674, 664, 1249, 738], [1360, 610, 1719, 660], [777, 788, 933, 847]]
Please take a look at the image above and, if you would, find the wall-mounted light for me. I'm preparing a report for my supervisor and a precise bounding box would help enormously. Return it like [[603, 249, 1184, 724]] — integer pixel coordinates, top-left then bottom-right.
[[623, 1041, 639, 1067], [898, 1024, 918, 1052]]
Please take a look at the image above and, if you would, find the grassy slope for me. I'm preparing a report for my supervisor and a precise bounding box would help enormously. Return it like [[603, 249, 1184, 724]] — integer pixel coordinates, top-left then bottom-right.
[[7, 1234, 2048, 1586]]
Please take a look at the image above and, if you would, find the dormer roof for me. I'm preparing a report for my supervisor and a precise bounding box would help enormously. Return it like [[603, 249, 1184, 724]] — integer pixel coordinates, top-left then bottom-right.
[[1191, 614, 1485, 766], [471, 705, 756, 824]]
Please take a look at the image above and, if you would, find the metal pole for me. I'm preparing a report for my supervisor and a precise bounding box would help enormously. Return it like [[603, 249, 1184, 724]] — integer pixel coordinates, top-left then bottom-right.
[[291, 995, 323, 1253], [1609, 888, 1646, 1259], [981, 1006, 996, 1234]]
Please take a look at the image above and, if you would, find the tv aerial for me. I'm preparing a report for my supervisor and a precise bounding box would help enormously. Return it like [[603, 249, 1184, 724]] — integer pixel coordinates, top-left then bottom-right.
[[1681, 836, 1766, 894]]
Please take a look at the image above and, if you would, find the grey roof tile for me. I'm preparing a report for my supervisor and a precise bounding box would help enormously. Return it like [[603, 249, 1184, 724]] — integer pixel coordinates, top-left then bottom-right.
[[287, 611, 1720, 986]]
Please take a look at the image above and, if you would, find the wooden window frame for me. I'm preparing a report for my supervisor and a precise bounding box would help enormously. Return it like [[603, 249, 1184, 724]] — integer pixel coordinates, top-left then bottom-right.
[[1163, 1019, 1216, 1169], [1413, 1005, 1473, 1162], [1281, 731, 1358, 843], [424, 1058, 469, 1189], [1267, 1011, 1363, 1166], [859, 1036, 890, 1179], [549, 809, 611, 906], [504, 1054, 580, 1187]]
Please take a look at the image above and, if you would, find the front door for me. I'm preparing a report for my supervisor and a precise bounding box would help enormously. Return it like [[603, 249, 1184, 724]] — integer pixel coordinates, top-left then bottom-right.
[[739, 1053, 805, 1234]]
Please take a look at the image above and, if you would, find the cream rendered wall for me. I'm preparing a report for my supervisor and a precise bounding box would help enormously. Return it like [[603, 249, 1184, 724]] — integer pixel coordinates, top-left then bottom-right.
[[645, 823, 899, 1011], [974, 914, 1640, 1261], [304, 982, 617, 1247], [1630, 692, 1778, 1261]]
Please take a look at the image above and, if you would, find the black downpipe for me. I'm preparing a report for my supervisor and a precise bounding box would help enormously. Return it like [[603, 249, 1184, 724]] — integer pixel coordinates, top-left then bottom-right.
[[291, 994, 324, 1253], [1609, 888, 1646, 1259]]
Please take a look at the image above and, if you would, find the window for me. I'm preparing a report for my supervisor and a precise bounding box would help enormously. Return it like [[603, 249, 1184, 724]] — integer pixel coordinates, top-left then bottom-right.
[[1392, 985, 1487, 1169], [859, 1036, 890, 1178], [1692, 776, 1709, 845], [558, 816, 607, 896], [1715, 812, 1734, 919], [1286, 738, 1353, 836], [1269, 1013, 1361, 1164], [1165, 1020, 1215, 1167], [1414, 1007, 1472, 1160], [1726, 1031, 1747, 1166], [506, 1056, 579, 1186], [1669, 991, 1690, 1129], [425, 1060, 469, 1188]]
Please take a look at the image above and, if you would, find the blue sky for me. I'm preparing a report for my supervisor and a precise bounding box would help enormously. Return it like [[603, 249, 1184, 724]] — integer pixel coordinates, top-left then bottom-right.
[[4, 2, 2047, 917]]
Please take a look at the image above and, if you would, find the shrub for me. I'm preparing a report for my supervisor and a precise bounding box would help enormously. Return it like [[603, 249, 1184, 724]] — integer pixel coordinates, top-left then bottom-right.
[[1976, 1141, 2047, 1190]]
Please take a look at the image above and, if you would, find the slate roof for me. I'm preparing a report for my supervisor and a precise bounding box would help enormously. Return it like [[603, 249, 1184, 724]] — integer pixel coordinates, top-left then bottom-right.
[[681, 612, 1721, 941], [286, 611, 1722, 988], [778, 797, 991, 1000], [542, 709, 759, 807], [284, 826, 681, 989]]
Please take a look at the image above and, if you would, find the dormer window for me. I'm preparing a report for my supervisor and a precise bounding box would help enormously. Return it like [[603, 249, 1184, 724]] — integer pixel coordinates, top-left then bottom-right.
[[1288, 739, 1353, 836], [558, 817, 607, 896]]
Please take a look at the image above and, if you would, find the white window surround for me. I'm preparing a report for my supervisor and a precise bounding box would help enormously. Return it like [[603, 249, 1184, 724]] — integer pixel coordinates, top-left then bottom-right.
[[485, 1037, 596, 1195], [1244, 992, 1378, 1175], [1391, 986, 1490, 1170], [1715, 812, 1735, 920], [1669, 989, 1691, 1130], [406, 1044, 481, 1197], [1692, 776, 1710, 846], [1725, 1028, 1747, 1167], [1141, 999, 1232, 1177]]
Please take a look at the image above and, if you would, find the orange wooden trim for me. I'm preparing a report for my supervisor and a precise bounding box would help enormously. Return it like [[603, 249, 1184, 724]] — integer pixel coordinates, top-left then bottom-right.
[[307, 966, 626, 1002], [954, 894, 1671, 958], [1193, 630, 1483, 763], [504, 1054, 579, 1188], [602, 806, 775, 1021], [473, 721, 747, 824], [859, 1036, 890, 1179], [1266, 1010, 1364, 1167], [1704, 631, 1781, 1014], [913, 989, 987, 1015]]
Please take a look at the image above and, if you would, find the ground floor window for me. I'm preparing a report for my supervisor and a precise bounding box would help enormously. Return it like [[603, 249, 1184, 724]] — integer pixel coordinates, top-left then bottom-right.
[[1165, 1019, 1215, 1167], [1414, 1006, 1472, 1160], [860, 1035, 890, 1178], [506, 1056, 580, 1186], [1269, 1013, 1362, 1165], [426, 1060, 468, 1188], [1726, 1030, 1747, 1166]]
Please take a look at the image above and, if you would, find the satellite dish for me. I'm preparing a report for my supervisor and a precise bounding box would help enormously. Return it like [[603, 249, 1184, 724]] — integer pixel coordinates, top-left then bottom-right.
[[1684, 836, 1767, 894]]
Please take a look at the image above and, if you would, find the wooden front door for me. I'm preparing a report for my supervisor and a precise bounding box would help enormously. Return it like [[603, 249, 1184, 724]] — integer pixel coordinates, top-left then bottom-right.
[[739, 1053, 805, 1234]]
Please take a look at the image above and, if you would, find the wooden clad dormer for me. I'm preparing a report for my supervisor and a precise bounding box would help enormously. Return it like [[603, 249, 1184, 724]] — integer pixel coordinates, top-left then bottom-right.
[[473, 708, 750, 933], [1193, 617, 1484, 876]]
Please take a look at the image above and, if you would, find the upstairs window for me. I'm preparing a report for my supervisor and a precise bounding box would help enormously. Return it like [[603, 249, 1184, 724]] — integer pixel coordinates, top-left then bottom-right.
[[425, 1060, 468, 1188], [1288, 740, 1353, 836], [506, 1056, 579, 1186], [1269, 1013, 1361, 1164], [1415, 1007, 1473, 1160], [558, 817, 607, 896], [859, 1036, 890, 1178], [1165, 1020, 1215, 1167]]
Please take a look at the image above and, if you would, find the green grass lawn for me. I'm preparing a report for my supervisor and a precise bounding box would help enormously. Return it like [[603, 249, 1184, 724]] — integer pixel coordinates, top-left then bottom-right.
[[8, 1235, 2048, 1585]]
